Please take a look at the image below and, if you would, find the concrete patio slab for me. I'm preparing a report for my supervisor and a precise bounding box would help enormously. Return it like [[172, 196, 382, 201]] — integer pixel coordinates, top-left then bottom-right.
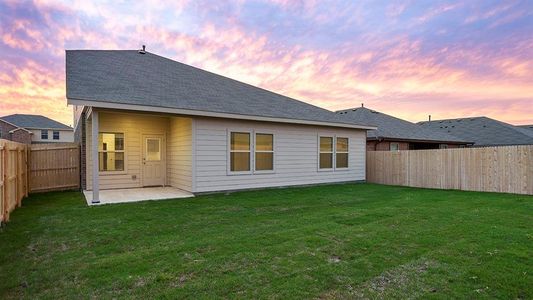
[[83, 187, 194, 205]]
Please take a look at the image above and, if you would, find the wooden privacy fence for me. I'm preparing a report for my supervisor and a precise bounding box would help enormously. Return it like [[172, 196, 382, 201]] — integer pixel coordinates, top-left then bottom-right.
[[366, 145, 533, 195], [1, 140, 80, 223], [0, 140, 28, 223], [29, 144, 80, 193]]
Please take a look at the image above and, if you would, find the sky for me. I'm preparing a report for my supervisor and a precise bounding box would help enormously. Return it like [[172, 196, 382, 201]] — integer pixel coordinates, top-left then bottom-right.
[[1, 0, 532, 127]]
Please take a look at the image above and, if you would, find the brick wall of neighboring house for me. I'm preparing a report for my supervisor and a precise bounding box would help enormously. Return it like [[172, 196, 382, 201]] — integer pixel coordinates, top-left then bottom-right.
[[367, 140, 410, 151], [10, 129, 32, 144], [0, 120, 32, 144], [74, 111, 86, 190], [367, 140, 464, 151], [0, 119, 16, 140]]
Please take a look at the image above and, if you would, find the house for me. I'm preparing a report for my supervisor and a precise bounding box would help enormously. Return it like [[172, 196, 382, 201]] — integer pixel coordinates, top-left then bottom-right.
[[66, 49, 376, 203], [336, 106, 470, 151], [517, 124, 533, 132], [0, 114, 73, 144], [418, 117, 533, 147]]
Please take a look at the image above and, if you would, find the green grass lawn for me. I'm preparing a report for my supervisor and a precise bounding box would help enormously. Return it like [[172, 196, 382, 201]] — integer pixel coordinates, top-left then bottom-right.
[[0, 183, 531, 299]]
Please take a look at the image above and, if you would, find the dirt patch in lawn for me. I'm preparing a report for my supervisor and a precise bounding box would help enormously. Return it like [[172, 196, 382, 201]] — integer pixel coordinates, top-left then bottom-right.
[[319, 258, 443, 299]]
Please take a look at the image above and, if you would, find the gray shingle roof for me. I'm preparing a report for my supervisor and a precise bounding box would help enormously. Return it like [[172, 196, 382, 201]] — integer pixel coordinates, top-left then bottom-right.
[[66, 50, 371, 128], [418, 117, 533, 146], [336, 107, 469, 143], [517, 124, 533, 132], [0, 114, 72, 130]]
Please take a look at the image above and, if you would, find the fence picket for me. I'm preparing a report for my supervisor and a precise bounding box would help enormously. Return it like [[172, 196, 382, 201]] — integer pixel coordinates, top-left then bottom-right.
[[366, 146, 533, 195], [0, 140, 80, 223]]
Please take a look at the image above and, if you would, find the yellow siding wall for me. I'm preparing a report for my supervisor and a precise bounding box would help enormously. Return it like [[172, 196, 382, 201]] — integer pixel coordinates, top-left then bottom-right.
[[86, 111, 170, 190], [168, 117, 193, 192]]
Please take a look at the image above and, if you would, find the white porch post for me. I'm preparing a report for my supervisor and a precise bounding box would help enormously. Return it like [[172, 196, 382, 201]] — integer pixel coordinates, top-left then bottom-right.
[[91, 110, 100, 203]]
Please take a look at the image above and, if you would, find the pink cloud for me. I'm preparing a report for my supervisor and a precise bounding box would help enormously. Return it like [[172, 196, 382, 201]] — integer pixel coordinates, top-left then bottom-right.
[[1, 0, 532, 127]]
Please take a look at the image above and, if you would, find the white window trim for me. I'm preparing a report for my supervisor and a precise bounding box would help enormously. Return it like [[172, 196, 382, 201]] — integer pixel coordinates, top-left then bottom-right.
[[227, 129, 276, 175], [254, 131, 275, 174], [145, 137, 162, 162], [41, 130, 48, 140], [52, 131, 60, 140], [227, 129, 253, 175], [335, 137, 349, 170], [390, 142, 400, 152], [318, 135, 350, 171], [98, 131, 127, 175], [318, 135, 334, 172]]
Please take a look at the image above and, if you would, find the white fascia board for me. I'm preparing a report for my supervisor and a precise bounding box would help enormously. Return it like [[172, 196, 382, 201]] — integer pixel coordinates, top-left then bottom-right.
[[68, 98, 377, 130]]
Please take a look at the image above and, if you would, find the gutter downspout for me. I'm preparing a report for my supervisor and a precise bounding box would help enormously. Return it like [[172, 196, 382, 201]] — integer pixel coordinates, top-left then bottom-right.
[[374, 137, 384, 151]]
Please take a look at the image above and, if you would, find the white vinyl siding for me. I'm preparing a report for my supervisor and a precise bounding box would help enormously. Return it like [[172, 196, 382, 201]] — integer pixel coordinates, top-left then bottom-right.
[[168, 117, 193, 192], [30, 129, 74, 143], [193, 118, 366, 193]]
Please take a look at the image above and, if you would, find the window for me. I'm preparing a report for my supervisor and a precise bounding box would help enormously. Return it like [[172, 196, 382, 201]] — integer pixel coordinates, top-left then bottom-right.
[[53, 131, 60, 140], [439, 144, 448, 149], [336, 137, 349, 168], [390, 142, 399, 151], [146, 138, 161, 161], [41, 130, 48, 140], [230, 132, 251, 172], [98, 133, 125, 171], [319, 137, 334, 169], [255, 133, 273, 171]]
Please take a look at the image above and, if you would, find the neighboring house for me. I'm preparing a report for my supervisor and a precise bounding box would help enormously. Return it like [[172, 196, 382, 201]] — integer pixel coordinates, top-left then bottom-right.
[[418, 117, 533, 147], [0, 114, 73, 144], [66, 49, 375, 201], [336, 106, 470, 151], [0, 118, 32, 144]]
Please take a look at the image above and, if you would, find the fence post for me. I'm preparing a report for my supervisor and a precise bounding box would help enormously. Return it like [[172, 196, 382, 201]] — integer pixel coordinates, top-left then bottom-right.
[[1, 143, 4, 223], [3, 143, 8, 222], [25, 145, 29, 197], [17, 147, 21, 207]]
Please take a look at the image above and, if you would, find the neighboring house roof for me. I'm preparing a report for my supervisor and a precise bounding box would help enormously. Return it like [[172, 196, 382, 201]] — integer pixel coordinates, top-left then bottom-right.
[[335, 107, 470, 143], [0, 118, 33, 134], [66, 50, 375, 130], [0, 114, 72, 130], [418, 117, 533, 146], [9, 127, 33, 134]]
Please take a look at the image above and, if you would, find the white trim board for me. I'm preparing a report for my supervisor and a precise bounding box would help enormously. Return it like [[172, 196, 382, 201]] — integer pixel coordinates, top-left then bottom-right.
[[67, 98, 377, 131]]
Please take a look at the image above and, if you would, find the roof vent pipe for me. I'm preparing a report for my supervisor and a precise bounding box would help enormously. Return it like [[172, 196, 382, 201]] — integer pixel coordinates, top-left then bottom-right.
[[138, 45, 146, 54], [361, 103, 364, 107], [428, 115, 431, 121]]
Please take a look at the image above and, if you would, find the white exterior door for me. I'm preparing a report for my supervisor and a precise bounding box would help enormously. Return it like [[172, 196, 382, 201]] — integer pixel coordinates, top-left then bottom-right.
[[142, 135, 165, 186]]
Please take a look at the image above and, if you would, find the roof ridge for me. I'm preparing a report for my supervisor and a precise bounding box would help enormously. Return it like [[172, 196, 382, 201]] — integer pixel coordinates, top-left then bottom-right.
[[418, 116, 487, 123]]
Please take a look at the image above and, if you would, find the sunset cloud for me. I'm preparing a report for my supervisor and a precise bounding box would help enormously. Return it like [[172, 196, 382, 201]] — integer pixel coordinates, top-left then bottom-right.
[[0, 0, 531, 126]]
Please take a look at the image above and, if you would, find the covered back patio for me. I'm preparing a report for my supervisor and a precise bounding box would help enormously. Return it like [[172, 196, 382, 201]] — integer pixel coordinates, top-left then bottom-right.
[[84, 108, 194, 205]]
